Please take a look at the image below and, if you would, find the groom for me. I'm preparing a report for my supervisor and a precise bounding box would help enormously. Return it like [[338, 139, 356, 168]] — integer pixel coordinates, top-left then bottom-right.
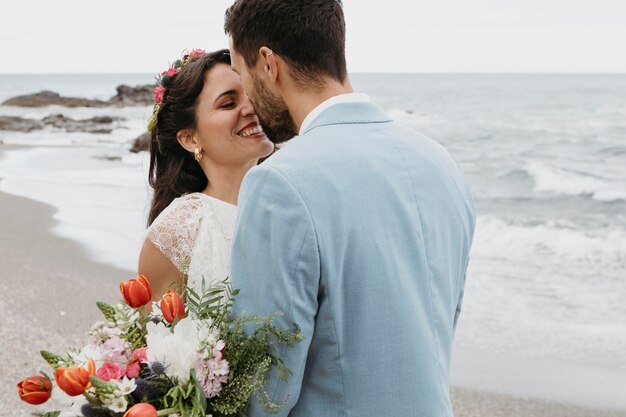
[[225, 1, 475, 416]]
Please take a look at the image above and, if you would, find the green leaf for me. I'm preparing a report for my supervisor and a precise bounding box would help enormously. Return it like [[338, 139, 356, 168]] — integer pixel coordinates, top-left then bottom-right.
[[40, 350, 63, 368], [96, 301, 117, 321]]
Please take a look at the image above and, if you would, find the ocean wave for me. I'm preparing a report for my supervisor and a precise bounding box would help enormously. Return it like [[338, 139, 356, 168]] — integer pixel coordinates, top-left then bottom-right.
[[472, 215, 626, 267], [526, 162, 626, 202]]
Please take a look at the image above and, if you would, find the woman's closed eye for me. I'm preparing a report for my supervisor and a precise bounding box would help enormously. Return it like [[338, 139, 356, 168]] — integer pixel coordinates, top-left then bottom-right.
[[219, 101, 236, 109]]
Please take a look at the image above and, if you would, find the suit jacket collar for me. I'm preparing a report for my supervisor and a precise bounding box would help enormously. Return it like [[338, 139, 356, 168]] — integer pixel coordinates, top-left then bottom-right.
[[300, 101, 393, 135]]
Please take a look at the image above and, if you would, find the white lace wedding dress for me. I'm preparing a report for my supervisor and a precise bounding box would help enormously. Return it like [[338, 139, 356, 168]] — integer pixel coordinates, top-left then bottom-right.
[[146, 192, 237, 293]]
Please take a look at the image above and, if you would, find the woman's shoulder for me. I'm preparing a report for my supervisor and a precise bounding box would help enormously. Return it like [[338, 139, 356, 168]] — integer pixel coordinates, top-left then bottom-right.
[[151, 193, 212, 223], [148, 192, 237, 234]]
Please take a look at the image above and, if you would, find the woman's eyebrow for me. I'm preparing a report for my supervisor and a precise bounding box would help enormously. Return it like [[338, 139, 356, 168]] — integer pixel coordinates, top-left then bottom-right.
[[214, 90, 237, 103]]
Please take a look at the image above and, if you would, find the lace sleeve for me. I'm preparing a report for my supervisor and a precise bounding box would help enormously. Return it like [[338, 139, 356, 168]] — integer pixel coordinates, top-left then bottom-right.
[[146, 196, 204, 272]]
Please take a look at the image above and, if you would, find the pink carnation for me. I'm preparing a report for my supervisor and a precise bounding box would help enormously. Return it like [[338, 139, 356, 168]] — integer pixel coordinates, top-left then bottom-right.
[[125, 362, 140, 378], [154, 86, 166, 104], [130, 347, 148, 364], [189, 49, 206, 60], [124, 347, 148, 378], [161, 67, 177, 77], [96, 362, 124, 382]]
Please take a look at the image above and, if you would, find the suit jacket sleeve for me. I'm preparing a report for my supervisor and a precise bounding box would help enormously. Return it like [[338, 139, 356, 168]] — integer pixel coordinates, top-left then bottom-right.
[[230, 164, 320, 416]]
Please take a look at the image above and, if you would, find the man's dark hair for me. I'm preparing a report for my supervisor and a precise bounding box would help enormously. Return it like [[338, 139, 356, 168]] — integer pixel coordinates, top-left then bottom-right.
[[224, 0, 347, 88]]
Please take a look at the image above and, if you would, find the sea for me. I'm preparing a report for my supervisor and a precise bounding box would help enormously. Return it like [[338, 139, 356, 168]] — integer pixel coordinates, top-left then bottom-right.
[[1, 73, 625, 409]]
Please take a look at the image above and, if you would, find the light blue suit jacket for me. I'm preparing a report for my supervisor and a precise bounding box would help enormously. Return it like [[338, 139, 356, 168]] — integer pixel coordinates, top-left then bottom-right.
[[230, 101, 475, 416]]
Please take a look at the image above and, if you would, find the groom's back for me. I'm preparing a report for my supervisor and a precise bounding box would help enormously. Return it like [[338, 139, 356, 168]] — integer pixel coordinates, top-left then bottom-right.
[[260, 102, 475, 416]]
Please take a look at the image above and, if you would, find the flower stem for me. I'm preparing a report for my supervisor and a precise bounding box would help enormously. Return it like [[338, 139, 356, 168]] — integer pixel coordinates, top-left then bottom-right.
[[156, 407, 178, 416]]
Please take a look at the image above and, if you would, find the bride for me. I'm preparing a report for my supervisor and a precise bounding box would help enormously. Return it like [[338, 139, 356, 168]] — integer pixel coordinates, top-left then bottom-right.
[[138, 48, 274, 298]]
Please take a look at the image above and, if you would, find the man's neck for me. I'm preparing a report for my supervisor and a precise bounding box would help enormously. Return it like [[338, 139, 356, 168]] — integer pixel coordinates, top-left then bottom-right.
[[283, 78, 354, 133]]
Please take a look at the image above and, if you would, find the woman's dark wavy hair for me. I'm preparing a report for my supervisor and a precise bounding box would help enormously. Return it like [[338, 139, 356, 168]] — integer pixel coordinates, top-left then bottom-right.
[[147, 49, 231, 226]]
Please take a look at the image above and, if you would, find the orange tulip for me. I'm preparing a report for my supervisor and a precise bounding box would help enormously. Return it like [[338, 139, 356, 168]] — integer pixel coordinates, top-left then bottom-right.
[[54, 358, 95, 396], [160, 290, 185, 323], [17, 375, 52, 405], [123, 403, 158, 417], [120, 274, 152, 308]]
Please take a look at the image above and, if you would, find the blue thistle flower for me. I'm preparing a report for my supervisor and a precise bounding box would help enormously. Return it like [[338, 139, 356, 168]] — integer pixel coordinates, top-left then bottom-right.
[[173, 59, 182, 69], [132, 378, 160, 401], [81, 403, 108, 417], [150, 361, 166, 375]]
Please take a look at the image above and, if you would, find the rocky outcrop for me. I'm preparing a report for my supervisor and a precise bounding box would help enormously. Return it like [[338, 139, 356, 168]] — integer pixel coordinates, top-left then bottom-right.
[[3, 91, 110, 108], [42, 114, 124, 134], [0, 114, 125, 134], [109, 85, 153, 106], [129, 131, 151, 153], [0, 116, 43, 132], [2, 84, 153, 108]]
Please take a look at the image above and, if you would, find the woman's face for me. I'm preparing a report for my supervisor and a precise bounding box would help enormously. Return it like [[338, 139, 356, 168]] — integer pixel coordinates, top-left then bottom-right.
[[193, 63, 274, 168]]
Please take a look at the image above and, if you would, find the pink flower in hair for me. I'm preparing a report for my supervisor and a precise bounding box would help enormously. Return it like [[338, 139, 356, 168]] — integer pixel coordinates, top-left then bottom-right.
[[154, 86, 166, 104], [161, 67, 178, 77], [189, 49, 206, 60]]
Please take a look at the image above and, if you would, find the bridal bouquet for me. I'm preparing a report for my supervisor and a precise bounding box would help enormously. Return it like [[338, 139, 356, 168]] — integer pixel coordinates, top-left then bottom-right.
[[17, 275, 303, 417]]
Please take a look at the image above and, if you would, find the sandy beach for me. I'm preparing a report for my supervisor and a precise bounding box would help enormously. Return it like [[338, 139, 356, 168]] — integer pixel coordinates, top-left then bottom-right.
[[1, 144, 624, 417]]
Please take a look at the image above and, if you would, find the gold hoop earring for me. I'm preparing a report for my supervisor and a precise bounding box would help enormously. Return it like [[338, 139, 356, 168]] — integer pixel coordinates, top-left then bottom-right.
[[194, 147, 203, 162]]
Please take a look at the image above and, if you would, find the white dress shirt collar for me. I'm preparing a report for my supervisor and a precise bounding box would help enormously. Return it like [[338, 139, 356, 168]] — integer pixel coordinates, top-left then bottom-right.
[[298, 92, 371, 135]]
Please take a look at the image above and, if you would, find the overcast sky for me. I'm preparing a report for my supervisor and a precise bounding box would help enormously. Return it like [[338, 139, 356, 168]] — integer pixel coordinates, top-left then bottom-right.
[[1, 0, 625, 73]]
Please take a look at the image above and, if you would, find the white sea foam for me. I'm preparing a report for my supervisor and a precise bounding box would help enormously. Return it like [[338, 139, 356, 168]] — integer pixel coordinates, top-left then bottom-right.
[[526, 161, 626, 202], [460, 215, 626, 372], [472, 215, 626, 268], [0, 147, 150, 271]]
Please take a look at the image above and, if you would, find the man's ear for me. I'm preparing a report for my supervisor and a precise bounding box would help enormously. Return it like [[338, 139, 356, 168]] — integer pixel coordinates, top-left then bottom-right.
[[259, 46, 279, 84], [176, 129, 198, 153]]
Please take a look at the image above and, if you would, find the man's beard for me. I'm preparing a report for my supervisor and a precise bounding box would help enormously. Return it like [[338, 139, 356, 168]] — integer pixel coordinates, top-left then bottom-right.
[[251, 75, 297, 145]]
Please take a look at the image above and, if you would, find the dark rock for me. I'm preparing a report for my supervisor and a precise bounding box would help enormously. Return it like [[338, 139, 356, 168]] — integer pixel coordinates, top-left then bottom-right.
[[0, 116, 43, 132], [88, 116, 117, 124], [2, 83, 153, 108], [2, 90, 110, 108], [109, 84, 153, 106], [42, 113, 72, 124], [0, 113, 124, 135], [42, 113, 120, 134], [130, 131, 151, 153]]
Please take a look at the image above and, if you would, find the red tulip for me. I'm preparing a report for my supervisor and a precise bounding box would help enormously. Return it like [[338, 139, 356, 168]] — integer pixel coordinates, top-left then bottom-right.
[[120, 275, 152, 308], [160, 290, 185, 323], [123, 403, 158, 417], [54, 358, 95, 396], [17, 375, 52, 405]]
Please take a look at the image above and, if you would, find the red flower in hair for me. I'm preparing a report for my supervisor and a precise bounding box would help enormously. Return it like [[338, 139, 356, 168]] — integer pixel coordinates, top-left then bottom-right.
[[154, 86, 166, 104], [189, 49, 206, 60], [161, 67, 177, 77]]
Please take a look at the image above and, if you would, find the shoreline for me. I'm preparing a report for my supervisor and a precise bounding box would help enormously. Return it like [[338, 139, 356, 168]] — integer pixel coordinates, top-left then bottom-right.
[[0, 176, 134, 416], [1, 146, 624, 417]]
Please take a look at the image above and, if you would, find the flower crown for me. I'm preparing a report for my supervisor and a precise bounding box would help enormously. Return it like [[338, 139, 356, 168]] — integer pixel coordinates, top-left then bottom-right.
[[146, 48, 207, 131]]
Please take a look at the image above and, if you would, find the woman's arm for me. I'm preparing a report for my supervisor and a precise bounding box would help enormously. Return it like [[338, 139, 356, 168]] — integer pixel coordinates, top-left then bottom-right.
[[138, 238, 183, 301]]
